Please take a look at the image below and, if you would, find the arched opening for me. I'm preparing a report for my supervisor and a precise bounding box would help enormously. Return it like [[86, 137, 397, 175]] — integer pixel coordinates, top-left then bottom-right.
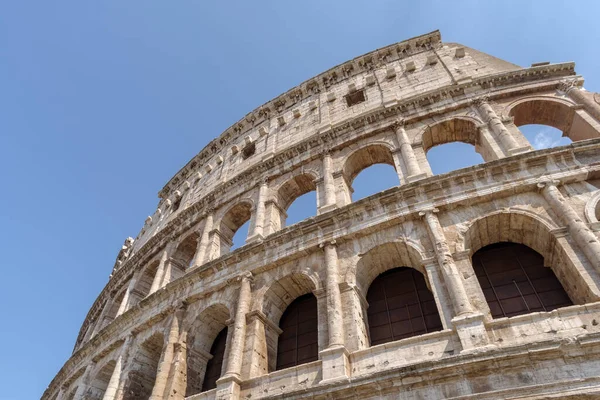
[[86, 360, 116, 400], [286, 191, 317, 226], [343, 145, 399, 201], [509, 98, 599, 142], [220, 202, 252, 254], [423, 119, 486, 175], [472, 242, 573, 318], [276, 293, 318, 371], [123, 333, 164, 399], [427, 142, 485, 175], [93, 289, 126, 336], [276, 174, 317, 229], [366, 267, 442, 346], [186, 304, 230, 396], [172, 232, 200, 269], [231, 220, 250, 251], [464, 212, 596, 307], [352, 163, 399, 201], [262, 273, 319, 373], [202, 327, 228, 392], [130, 260, 160, 306], [519, 124, 571, 149]]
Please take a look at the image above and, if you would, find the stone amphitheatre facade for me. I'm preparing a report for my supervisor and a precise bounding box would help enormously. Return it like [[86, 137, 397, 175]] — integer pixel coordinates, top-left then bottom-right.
[[44, 31, 600, 400]]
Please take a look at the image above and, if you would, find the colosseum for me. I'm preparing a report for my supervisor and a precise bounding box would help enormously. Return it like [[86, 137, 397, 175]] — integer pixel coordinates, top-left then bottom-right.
[[43, 30, 600, 399]]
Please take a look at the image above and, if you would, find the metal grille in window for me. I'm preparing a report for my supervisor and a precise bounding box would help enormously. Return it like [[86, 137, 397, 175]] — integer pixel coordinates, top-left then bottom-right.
[[366, 267, 442, 346], [202, 327, 228, 392], [472, 242, 573, 319], [276, 294, 318, 370]]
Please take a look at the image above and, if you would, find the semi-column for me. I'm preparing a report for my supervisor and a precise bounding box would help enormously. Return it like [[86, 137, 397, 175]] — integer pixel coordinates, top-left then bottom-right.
[[319, 152, 337, 214], [319, 240, 350, 383], [88, 297, 114, 339], [102, 336, 133, 400], [474, 97, 529, 156], [562, 80, 600, 122], [539, 180, 600, 272], [216, 271, 253, 398], [394, 120, 426, 182], [248, 180, 268, 241], [116, 271, 141, 317], [190, 209, 214, 268], [421, 209, 473, 316], [72, 362, 96, 399], [150, 305, 186, 400], [149, 246, 171, 294], [420, 209, 493, 352], [323, 241, 344, 347]]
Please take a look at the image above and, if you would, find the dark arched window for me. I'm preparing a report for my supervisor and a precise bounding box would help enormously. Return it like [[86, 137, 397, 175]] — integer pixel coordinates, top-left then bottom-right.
[[472, 242, 573, 319], [202, 327, 228, 392], [366, 267, 442, 346], [276, 294, 318, 370]]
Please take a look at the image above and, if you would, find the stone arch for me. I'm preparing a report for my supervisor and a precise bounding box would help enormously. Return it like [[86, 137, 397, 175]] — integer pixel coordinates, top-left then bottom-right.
[[94, 287, 127, 336], [86, 359, 117, 400], [259, 272, 320, 372], [123, 332, 164, 399], [342, 143, 398, 188], [472, 242, 573, 319], [420, 115, 495, 161], [185, 303, 231, 396], [130, 259, 161, 306], [218, 200, 253, 254], [172, 231, 200, 269], [507, 96, 599, 142], [274, 172, 318, 228], [261, 272, 320, 325], [584, 189, 600, 225], [463, 210, 558, 261], [463, 210, 596, 306], [352, 241, 444, 347], [353, 240, 427, 296], [165, 231, 201, 284], [275, 172, 319, 211]]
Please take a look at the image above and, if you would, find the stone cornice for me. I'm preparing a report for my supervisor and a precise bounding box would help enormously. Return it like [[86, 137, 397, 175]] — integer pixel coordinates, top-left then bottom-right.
[[157, 35, 575, 201], [51, 139, 600, 399], [159, 64, 576, 203]]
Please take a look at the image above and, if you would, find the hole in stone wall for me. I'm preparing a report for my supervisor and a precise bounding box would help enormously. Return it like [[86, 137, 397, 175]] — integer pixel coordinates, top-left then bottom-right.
[[345, 89, 366, 107], [172, 197, 182, 212], [352, 164, 399, 201], [427, 142, 484, 175], [242, 142, 256, 159], [519, 124, 571, 150]]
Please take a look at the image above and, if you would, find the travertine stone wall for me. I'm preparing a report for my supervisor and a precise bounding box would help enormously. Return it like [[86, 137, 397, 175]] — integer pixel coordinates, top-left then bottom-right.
[[44, 31, 600, 400]]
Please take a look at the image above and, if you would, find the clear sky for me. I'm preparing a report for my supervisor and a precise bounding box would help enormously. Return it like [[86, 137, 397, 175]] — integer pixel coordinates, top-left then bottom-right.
[[1, 1, 599, 399]]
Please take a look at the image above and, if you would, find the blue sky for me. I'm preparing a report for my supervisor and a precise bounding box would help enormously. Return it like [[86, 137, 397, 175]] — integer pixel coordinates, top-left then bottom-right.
[[1, 1, 599, 399]]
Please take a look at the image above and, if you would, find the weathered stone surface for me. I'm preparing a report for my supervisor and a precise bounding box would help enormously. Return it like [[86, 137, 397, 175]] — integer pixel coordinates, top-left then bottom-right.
[[44, 31, 600, 400]]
